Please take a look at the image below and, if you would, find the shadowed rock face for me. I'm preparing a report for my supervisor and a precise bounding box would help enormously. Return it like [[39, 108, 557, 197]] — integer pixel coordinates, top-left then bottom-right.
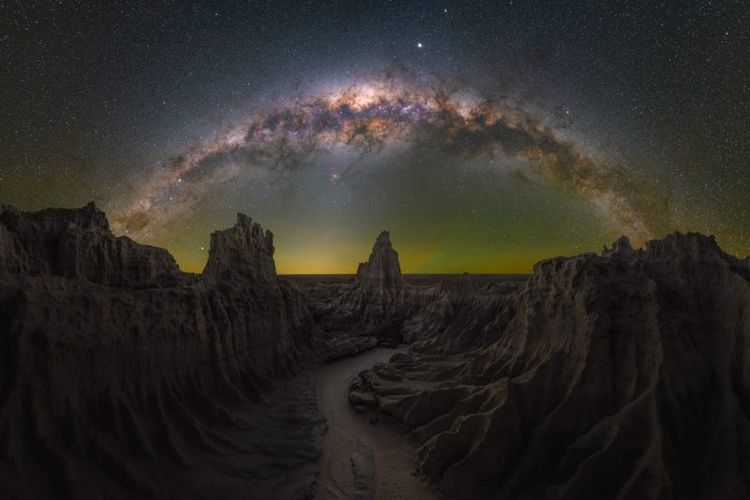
[[0, 202, 182, 287], [304, 233, 522, 349], [0, 204, 325, 499], [350, 234, 750, 500], [304, 230, 429, 346], [400, 273, 519, 350], [202, 213, 277, 284], [4, 203, 750, 500], [601, 234, 635, 258], [355, 230, 403, 292]]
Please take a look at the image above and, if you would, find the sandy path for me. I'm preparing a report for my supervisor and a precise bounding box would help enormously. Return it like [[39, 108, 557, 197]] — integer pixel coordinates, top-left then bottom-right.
[[315, 347, 438, 500]]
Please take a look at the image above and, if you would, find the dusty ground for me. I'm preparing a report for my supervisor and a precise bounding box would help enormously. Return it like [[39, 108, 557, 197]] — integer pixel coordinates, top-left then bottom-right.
[[315, 347, 439, 500]]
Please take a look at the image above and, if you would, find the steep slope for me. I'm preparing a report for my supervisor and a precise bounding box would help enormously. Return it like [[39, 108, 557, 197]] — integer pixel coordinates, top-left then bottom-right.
[[350, 233, 750, 500], [0, 205, 325, 499]]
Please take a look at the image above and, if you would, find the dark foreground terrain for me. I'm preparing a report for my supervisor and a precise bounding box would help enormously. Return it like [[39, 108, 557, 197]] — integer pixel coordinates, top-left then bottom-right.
[[1, 203, 749, 499]]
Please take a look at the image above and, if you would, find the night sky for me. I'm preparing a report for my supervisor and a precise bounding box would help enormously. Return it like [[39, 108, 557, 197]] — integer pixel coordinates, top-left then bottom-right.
[[2, 1, 748, 273]]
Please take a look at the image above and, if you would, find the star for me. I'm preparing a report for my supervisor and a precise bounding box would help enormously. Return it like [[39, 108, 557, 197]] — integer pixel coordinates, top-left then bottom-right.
[[417, 42, 423, 49]]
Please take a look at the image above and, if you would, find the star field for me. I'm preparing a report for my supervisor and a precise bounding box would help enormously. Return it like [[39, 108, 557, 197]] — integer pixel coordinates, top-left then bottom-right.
[[1, 1, 748, 273]]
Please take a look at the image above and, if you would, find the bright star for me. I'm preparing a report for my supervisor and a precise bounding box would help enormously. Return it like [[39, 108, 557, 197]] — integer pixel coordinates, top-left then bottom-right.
[[417, 42, 423, 49]]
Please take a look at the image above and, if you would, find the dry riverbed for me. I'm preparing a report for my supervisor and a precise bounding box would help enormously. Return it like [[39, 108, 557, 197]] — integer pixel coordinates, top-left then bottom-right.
[[314, 347, 438, 500]]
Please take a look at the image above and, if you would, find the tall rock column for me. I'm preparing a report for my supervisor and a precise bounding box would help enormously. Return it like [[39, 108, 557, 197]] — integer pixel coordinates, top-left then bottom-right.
[[202, 213, 277, 285], [355, 230, 403, 293]]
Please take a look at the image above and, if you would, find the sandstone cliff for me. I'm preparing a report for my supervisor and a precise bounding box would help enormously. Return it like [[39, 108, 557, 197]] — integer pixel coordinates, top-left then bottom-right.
[[5, 203, 750, 500], [0, 205, 324, 499], [305, 230, 424, 345], [355, 230, 403, 292], [202, 213, 277, 285], [350, 233, 750, 500], [0, 202, 182, 287]]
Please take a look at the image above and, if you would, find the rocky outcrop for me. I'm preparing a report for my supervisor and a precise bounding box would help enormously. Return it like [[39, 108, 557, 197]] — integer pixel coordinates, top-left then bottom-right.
[[302, 235, 526, 349], [0, 202, 182, 287], [0, 204, 324, 499], [304, 231, 422, 345], [202, 213, 277, 285], [401, 277, 520, 350], [355, 231, 403, 293], [601, 234, 636, 258], [350, 233, 750, 500], [6, 203, 750, 500]]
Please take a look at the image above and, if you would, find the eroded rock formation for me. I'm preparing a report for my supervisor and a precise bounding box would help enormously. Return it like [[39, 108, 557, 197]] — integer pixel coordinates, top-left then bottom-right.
[[355, 230, 403, 292], [0, 202, 182, 287], [350, 233, 750, 500], [303, 230, 429, 345], [601, 234, 635, 258], [4, 203, 750, 500], [202, 213, 277, 285], [0, 205, 324, 499]]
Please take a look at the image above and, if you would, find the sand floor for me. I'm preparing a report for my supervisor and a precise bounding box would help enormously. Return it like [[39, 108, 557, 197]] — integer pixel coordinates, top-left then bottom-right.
[[314, 347, 439, 500]]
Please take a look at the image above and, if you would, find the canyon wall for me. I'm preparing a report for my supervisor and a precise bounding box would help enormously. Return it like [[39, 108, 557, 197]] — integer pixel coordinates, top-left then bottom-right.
[[351, 233, 750, 500], [3, 203, 749, 500], [0, 204, 324, 499]]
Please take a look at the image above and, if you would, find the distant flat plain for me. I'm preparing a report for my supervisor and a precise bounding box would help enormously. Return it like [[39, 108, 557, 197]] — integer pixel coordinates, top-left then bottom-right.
[[281, 274, 530, 285]]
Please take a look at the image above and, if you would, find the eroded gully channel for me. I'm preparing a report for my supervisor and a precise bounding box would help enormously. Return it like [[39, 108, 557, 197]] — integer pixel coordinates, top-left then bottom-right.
[[314, 347, 439, 500]]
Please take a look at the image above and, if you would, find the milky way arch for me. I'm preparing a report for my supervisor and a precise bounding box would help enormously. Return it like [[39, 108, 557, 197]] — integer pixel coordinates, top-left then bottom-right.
[[111, 77, 658, 243]]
